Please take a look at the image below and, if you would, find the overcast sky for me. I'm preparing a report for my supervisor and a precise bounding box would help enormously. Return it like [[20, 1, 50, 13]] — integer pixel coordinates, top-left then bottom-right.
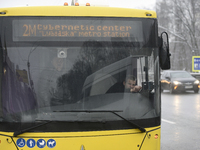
[[0, 0, 156, 10]]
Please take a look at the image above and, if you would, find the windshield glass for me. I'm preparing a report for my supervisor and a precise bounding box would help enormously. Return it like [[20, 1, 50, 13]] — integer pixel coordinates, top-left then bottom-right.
[[1, 46, 156, 122], [170, 72, 192, 78], [0, 17, 159, 130]]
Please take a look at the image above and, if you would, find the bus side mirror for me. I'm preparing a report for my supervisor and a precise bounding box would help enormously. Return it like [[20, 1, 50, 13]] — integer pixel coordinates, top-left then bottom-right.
[[159, 32, 171, 70]]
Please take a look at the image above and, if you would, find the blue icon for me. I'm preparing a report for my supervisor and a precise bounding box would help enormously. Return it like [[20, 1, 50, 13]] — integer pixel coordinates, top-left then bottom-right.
[[194, 58, 200, 70], [47, 139, 56, 148], [16, 138, 26, 148], [27, 139, 36, 148], [37, 139, 46, 148], [194, 63, 199, 69]]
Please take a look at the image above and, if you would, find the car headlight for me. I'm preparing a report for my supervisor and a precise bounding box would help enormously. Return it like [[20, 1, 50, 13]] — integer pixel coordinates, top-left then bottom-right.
[[194, 80, 200, 84], [173, 81, 182, 85]]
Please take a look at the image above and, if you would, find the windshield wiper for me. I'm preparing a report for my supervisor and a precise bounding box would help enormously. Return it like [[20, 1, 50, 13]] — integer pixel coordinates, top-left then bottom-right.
[[13, 120, 52, 137], [54, 110, 146, 133]]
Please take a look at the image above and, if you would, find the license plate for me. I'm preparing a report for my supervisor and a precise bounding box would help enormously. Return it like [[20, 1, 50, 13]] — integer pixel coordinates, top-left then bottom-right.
[[185, 85, 193, 89]]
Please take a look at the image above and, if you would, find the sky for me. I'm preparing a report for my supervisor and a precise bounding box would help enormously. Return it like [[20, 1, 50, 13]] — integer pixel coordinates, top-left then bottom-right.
[[0, 0, 156, 10]]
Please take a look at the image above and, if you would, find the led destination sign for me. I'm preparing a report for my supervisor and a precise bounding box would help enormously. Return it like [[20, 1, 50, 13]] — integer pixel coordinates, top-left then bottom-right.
[[13, 19, 143, 41]]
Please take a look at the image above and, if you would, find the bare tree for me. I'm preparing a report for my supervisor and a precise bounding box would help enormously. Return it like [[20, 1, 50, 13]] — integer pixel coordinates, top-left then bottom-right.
[[156, 0, 200, 71]]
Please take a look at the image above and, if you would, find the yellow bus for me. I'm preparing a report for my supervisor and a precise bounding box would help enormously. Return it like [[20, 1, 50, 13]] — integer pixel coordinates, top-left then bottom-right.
[[0, 4, 170, 150]]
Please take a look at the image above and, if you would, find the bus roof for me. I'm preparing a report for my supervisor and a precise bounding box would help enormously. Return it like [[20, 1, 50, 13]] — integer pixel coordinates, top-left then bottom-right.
[[0, 6, 157, 18]]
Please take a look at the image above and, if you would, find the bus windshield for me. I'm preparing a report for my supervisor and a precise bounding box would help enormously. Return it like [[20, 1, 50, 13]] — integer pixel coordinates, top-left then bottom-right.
[[0, 17, 159, 129]]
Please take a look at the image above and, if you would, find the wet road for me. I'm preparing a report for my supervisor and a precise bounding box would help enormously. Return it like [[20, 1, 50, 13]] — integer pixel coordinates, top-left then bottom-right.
[[161, 90, 200, 150]]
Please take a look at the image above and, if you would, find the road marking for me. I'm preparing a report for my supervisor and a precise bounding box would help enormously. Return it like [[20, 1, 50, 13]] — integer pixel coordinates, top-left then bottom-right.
[[161, 119, 176, 124]]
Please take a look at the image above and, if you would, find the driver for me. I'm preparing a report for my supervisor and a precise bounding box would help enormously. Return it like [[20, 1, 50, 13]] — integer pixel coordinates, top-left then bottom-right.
[[106, 75, 142, 93]]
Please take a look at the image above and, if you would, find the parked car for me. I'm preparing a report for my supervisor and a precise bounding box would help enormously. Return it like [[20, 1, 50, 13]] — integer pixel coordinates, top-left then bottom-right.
[[161, 70, 200, 93]]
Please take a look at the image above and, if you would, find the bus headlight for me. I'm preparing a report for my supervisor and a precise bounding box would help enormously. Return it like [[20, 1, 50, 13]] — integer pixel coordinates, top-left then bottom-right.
[[194, 80, 200, 84], [173, 81, 182, 85]]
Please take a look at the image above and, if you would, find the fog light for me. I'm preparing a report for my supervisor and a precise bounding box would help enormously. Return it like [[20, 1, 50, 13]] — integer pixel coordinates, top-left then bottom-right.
[[174, 86, 178, 90]]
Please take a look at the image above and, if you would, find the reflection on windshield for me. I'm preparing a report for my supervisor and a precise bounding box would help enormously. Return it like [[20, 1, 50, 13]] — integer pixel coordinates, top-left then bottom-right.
[[1, 42, 156, 123]]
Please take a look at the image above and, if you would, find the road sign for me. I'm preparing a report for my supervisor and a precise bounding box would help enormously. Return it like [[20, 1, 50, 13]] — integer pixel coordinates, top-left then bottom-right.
[[192, 56, 200, 72]]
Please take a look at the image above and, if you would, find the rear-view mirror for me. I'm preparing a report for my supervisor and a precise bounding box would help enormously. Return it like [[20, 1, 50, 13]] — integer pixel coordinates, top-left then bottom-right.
[[159, 32, 171, 70]]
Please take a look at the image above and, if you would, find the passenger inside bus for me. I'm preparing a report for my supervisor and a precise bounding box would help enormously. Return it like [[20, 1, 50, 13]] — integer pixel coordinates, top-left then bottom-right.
[[106, 75, 142, 93]]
